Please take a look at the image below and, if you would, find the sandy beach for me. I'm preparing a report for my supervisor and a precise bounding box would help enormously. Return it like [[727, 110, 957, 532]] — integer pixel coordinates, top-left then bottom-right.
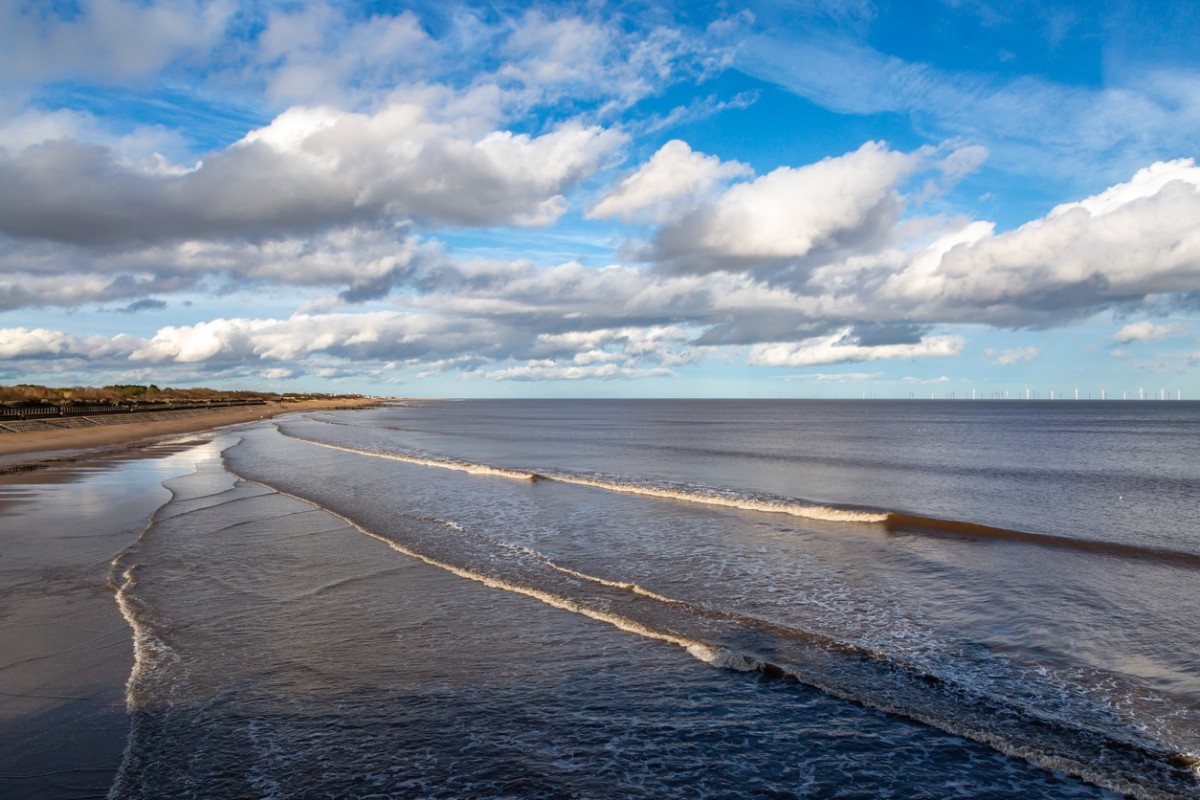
[[0, 399, 383, 799], [0, 398, 382, 466]]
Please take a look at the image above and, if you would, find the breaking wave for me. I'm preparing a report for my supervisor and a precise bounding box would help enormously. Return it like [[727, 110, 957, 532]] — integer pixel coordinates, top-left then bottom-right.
[[279, 430, 1200, 567], [222, 456, 1200, 800]]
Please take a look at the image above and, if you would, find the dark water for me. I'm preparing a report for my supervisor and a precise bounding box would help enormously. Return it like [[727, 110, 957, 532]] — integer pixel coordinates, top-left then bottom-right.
[[108, 401, 1200, 799]]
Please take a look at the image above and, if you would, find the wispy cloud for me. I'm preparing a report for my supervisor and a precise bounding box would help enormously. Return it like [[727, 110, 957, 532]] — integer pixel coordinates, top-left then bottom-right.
[[781, 371, 884, 383], [985, 346, 1039, 365], [737, 31, 1200, 184]]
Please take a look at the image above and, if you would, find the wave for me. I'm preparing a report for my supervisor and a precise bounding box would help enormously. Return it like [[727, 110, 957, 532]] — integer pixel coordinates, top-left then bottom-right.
[[285, 437, 544, 482], [543, 472, 888, 523], [275, 431, 886, 523], [220, 453, 1200, 800], [277, 430, 1200, 568], [884, 513, 1200, 568]]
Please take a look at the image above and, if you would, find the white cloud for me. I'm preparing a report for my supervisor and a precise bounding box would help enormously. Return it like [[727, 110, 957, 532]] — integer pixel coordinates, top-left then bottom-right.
[[653, 141, 920, 267], [985, 346, 1040, 365], [478, 361, 677, 382], [643, 91, 759, 134], [258, 4, 434, 104], [528, 325, 694, 358], [748, 329, 965, 367], [738, 32, 1200, 182], [0, 0, 233, 87], [92, 312, 514, 370], [500, 12, 615, 89], [1113, 320, 1191, 343], [495, 10, 731, 114], [588, 139, 751, 222], [872, 159, 1200, 325], [0, 313, 699, 384], [0, 327, 133, 359], [0, 107, 95, 152], [781, 371, 883, 382], [0, 103, 625, 246]]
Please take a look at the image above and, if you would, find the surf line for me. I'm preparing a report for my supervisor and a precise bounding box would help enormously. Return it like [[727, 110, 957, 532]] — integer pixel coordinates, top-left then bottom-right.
[[282, 433, 1200, 569], [275, 432, 889, 524], [223, 466, 744, 670], [222, 465, 1200, 800]]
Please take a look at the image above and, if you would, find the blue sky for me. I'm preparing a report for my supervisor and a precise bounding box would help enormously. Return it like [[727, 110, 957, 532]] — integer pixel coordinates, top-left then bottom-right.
[[1, 0, 1198, 399]]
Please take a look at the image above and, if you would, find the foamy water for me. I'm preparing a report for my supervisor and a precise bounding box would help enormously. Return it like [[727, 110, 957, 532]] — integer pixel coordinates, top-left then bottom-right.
[[105, 400, 1200, 799]]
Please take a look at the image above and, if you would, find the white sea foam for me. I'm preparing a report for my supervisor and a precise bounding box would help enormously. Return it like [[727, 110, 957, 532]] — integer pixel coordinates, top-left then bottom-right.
[[541, 561, 682, 605], [229, 472, 708, 659], [686, 644, 766, 673], [286, 434, 888, 524], [546, 473, 889, 523], [293, 439, 541, 482]]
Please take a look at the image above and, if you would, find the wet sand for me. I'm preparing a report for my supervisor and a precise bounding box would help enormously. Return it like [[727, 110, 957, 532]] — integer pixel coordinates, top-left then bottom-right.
[[0, 400, 384, 799]]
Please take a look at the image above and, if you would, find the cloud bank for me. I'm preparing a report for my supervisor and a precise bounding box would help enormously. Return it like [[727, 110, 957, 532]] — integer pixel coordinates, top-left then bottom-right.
[[4, 147, 1200, 382]]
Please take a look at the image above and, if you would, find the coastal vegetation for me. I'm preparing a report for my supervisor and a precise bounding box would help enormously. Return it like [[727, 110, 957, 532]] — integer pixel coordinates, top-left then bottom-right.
[[0, 384, 367, 406]]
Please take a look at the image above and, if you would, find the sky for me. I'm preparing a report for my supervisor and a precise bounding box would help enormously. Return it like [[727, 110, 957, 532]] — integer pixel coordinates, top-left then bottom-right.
[[1, 0, 1199, 399]]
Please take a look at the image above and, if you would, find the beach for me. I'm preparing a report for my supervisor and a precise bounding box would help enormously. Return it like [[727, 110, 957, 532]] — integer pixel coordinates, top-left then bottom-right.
[[0, 399, 381, 465], [0, 399, 381, 800]]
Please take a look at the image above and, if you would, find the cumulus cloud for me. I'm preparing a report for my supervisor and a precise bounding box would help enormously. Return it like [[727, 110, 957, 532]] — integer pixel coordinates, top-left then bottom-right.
[[0, 327, 135, 360], [889, 158, 1200, 324], [0, 106, 624, 246], [591, 151, 1200, 336], [652, 141, 921, 270], [753, 157, 1200, 329], [124, 312, 516, 365], [1113, 320, 1191, 343], [4, 149, 1200, 381], [0, 224, 445, 308], [588, 139, 751, 222], [0, 314, 699, 384]]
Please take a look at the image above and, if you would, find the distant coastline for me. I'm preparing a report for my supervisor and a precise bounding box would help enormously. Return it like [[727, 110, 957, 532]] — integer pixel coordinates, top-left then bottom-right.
[[0, 390, 387, 466]]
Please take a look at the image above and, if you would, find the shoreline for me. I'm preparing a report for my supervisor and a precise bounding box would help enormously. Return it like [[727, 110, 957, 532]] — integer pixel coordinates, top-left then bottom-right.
[[0, 400, 385, 799], [0, 397, 386, 469]]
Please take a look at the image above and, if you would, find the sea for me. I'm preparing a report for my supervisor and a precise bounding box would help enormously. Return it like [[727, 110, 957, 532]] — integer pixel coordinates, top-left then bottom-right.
[[103, 399, 1199, 799]]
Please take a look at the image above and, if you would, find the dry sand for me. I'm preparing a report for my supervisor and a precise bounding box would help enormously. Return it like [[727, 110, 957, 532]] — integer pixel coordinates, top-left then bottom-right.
[[0, 399, 386, 799], [0, 398, 382, 466]]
